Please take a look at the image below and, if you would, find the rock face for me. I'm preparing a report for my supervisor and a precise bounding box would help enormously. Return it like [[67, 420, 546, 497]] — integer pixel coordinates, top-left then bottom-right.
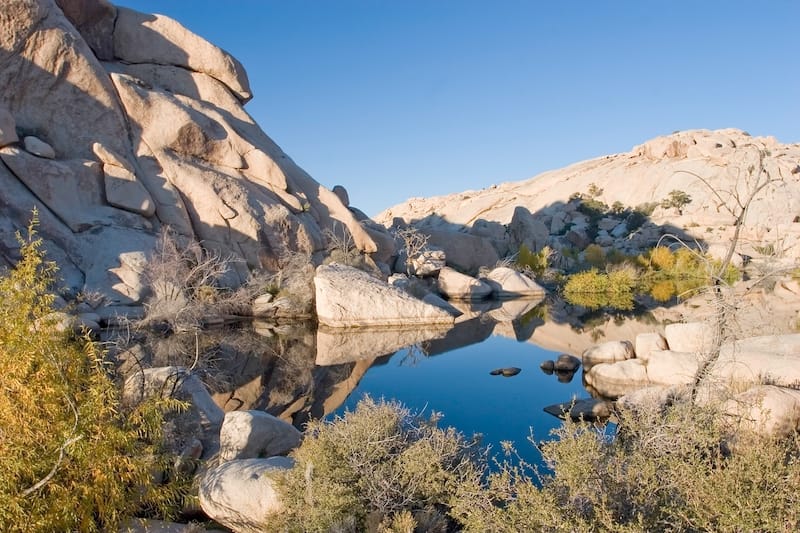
[[314, 263, 457, 327], [199, 456, 293, 533], [218, 410, 302, 462], [378, 129, 800, 262], [0, 0, 384, 311]]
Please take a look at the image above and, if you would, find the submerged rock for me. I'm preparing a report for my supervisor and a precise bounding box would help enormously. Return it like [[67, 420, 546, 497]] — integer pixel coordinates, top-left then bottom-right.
[[489, 367, 521, 377]]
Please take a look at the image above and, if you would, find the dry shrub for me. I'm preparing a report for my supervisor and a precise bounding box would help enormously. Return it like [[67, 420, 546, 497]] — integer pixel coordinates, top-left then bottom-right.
[[271, 397, 483, 532]]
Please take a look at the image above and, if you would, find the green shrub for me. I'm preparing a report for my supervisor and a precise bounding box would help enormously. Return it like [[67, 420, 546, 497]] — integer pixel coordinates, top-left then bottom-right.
[[661, 189, 692, 214], [273, 397, 484, 532], [583, 244, 605, 268], [455, 401, 800, 532], [0, 218, 186, 532], [562, 268, 635, 310], [516, 244, 552, 278]]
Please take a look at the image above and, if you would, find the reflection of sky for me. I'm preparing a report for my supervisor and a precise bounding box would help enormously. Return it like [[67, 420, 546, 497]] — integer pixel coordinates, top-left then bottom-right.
[[334, 334, 587, 468]]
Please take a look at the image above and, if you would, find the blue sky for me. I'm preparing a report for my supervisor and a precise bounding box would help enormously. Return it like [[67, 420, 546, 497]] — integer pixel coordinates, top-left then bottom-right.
[[117, 1, 799, 216]]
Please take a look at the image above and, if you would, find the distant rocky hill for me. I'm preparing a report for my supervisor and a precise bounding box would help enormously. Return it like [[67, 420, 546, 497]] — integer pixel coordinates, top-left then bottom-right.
[[377, 129, 800, 267], [0, 0, 390, 313]]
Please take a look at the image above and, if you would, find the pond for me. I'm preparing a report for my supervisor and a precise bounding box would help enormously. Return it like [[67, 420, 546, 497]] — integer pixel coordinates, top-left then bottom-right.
[[333, 330, 587, 467]]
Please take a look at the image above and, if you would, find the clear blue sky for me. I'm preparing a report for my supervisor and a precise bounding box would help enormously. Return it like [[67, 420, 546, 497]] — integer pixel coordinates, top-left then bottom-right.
[[117, 1, 799, 216]]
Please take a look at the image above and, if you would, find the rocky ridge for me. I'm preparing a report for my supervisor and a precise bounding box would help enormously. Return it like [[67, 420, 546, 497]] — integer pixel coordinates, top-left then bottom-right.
[[377, 129, 800, 265]]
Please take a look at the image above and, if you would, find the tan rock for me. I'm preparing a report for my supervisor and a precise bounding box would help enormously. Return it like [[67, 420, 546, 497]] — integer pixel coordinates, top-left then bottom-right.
[[113, 6, 252, 102], [103, 163, 155, 217], [376, 129, 800, 261], [315, 263, 456, 327], [199, 457, 293, 533], [634, 332, 668, 363], [437, 266, 492, 300], [644, 350, 699, 386], [218, 411, 302, 462], [722, 385, 800, 439], [1, 2, 132, 161], [54, 0, 116, 60], [582, 340, 635, 367], [664, 322, 716, 354], [484, 266, 546, 298]]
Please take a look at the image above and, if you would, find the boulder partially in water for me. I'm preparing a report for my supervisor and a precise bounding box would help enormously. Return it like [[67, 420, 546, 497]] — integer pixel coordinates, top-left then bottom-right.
[[314, 263, 457, 327]]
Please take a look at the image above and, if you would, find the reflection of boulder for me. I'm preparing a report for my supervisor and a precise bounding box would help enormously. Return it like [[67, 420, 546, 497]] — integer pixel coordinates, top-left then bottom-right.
[[315, 325, 452, 365], [304, 359, 377, 423], [425, 317, 496, 356], [490, 299, 546, 341], [487, 296, 545, 322]]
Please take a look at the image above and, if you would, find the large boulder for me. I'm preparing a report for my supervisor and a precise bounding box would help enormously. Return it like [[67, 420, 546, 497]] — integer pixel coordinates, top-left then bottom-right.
[[113, 6, 252, 102], [436, 266, 493, 300], [199, 457, 293, 533], [664, 322, 717, 354], [582, 340, 635, 368], [426, 229, 499, 275], [583, 359, 649, 398], [483, 266, 546, 298], [218, 410, 302, 462], [314, 263, 456, 327], [722, 385, 800, 440]]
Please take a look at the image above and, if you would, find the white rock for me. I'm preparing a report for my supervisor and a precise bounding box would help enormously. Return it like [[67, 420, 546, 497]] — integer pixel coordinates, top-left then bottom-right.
[[722, 385, 800, 439], [484, 266, 546, 298], [114, 7, 252, 102], [582, 340, 635, 367], [103, 163, 156, 216], [634, 332, 668, 363], [315, 263, 456, 327], [219, 411, 302, 462], [584, 359, 648, 398], [199, 457, 293, 533], [437, 266, 492, 300], [644, 350, 699, 386], [23, 136, 55, 159], [664, 322, 716, 354]]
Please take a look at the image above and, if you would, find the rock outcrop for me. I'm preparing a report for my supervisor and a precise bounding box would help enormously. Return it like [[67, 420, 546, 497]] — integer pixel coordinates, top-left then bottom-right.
[[378, 129, 800, 264], [0, 0, 385, 313]]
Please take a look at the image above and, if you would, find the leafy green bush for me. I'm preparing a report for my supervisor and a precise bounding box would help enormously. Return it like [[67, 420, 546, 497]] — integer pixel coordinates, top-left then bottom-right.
[[0, 218, 186, 532], [562, 268, 636, 310], [516, 244, 552, 278], [661, 189, 692, 214], [273, 397, 484, 532], [583, 244, 605, 268]]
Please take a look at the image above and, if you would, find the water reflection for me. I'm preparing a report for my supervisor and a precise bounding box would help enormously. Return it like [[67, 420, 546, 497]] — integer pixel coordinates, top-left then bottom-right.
[[124, 296, 666, 463]]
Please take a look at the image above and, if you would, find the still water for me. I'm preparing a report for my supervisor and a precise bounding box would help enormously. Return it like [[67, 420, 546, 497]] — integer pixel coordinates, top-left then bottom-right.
[[333, 331, 588, 466]]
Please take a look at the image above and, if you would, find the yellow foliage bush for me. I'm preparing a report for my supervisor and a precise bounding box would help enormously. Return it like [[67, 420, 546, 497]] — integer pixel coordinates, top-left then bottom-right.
[[0, 217, 185, 532]]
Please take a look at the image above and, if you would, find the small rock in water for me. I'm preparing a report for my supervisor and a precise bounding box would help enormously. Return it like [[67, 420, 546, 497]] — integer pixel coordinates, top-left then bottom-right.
[[540, 360, 555, 374], [554, 353, 581, 372], [490, 367, 521, 377]]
